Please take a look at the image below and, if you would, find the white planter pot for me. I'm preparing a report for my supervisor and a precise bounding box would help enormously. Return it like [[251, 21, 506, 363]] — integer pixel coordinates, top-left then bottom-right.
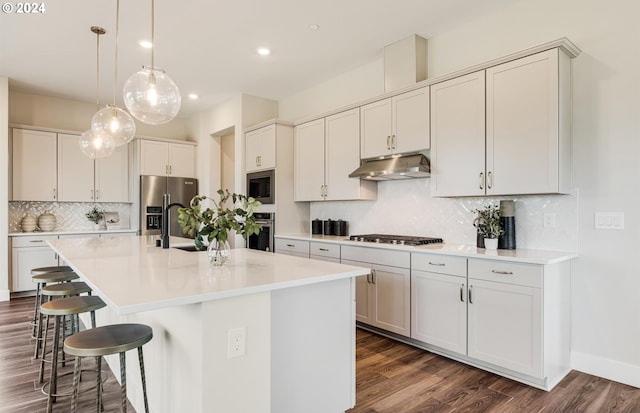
[[484, 238, 498, 250]]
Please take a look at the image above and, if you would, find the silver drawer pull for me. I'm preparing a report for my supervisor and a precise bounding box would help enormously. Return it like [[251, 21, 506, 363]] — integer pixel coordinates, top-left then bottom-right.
[[491, 270, 514, 275], [319, 248, 329, 252], [428, 261, 445, 266], [286, 244, 295, 247], [460, 284, 464, 302], [29, 240, 44, 243]]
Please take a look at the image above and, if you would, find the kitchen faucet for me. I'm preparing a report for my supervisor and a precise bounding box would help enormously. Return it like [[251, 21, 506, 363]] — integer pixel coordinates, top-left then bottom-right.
[[162, 193, 185, 249]]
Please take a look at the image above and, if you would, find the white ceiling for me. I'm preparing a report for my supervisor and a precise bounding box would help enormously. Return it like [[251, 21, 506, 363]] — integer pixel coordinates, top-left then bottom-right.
[[0, 0, 513, 118]]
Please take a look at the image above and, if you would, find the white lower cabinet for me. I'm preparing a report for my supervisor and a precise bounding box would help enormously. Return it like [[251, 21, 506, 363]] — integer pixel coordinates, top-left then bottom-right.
[[342, 245, 410, 337], [11, 235, 59, 292], [309, 241, 340, 263], [274, 238, 310, 258]]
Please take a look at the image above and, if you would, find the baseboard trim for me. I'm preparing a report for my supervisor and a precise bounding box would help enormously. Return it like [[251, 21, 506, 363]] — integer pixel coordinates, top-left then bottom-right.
[[0, 289, 10, 302], [572, 351, 640, 388]]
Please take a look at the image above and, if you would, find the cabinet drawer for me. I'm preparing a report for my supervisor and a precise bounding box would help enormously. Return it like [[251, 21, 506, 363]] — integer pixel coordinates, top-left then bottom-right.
[[468, 259, 542, 288], [275, 239, 310, 256], [12, 234, 58, 248], [310, 242, 340, 259], [341, 245, 410, 269], [412, 253, 466, 276]]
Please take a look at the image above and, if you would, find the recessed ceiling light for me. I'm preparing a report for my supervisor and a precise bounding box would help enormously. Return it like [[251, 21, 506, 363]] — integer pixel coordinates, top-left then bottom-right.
[[139, 40, 153, 49], [188, 93, 199, 100], [308, 24, 320, 31], [257, 47, 271, 56]]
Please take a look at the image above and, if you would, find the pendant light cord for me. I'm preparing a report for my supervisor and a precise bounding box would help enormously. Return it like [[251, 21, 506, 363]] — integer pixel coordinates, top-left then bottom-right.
[[95, 29, 100, 108], [151, 0, 155, 69], [114, 0, 120, 106]]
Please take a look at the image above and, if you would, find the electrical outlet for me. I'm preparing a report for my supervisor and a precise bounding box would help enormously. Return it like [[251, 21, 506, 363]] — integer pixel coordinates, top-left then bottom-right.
[[543, 213, 556, 228], [227, 327, 246, 359]]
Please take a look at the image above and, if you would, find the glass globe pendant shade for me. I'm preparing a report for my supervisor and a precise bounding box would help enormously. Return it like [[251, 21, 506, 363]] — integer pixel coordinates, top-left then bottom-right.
[[123, 66, 181, 125], [91, 105, 136, 147], [79, 129, 115, 159]]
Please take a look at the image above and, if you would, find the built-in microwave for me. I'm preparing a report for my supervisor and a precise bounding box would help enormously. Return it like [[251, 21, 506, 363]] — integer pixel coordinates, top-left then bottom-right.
[[247, 169, 274, 204]]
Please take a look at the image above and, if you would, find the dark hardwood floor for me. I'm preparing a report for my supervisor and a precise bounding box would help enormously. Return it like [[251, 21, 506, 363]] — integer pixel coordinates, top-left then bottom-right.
[[0, 296, 134, 413], [2, 297, 639, 413], [348, 329, 640, 413]]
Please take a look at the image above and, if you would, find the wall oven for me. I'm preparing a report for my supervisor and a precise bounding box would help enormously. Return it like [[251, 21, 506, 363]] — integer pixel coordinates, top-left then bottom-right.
[[247, 213, 275, 252], [247, 170, 275, 204]]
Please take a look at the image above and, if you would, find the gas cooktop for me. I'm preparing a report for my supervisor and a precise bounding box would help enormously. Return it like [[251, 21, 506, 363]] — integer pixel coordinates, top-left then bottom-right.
[[348, 234, 443, 246]]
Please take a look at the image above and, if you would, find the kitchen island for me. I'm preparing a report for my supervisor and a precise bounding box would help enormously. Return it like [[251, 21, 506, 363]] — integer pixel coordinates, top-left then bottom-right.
[[47, 235, 369, 413]]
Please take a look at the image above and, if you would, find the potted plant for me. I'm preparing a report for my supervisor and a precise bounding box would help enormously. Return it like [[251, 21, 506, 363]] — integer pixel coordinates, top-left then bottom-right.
[[472, 204, 504, 250], [177, 189, 262, 266], [85, 206, 104, 230]]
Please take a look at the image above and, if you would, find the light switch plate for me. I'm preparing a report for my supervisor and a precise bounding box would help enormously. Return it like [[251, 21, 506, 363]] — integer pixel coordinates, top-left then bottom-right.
[[595, 212, 624, 230]]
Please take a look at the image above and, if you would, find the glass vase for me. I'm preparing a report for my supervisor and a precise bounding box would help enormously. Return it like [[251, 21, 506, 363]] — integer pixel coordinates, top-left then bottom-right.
[[207, 239, 231, 266]]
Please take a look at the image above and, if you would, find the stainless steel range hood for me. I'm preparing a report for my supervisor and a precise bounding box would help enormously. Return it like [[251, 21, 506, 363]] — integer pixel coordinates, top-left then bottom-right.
[[348, 153, 430, 181]]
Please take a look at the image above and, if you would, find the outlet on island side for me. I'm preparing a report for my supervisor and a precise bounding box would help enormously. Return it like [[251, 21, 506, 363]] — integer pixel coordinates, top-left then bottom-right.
[[227, 326, 246, 359]]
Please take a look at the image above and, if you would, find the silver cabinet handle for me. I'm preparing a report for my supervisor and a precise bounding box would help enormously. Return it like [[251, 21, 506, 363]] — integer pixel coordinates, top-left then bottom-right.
[[391, 134, 396, 150], [386, 136, 391, 150], [371, 268, 377, 284], [319, 248, 329, 252], [256, 156, 259, 167], [52, 188, 57, 200], [286, 244, 295, 247], [169, 165, 173, 175], [366, 272, 371, 284], [29, 240, 44, 243], [469, 285, 473, 304], [91, 189, 94, 200], [460, 284, 464, 302], [428, 261, 445, 266], [479, 172, 484, 190], [491, 270, 514, 275], [96, 189, 100, 200], [487, 171, 493, 189]]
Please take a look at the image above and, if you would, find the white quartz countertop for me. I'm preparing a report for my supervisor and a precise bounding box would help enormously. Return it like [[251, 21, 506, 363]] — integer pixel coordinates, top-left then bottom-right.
[[47, 236, 368, 315], [275, 234, 576, 265], [10, 229, 137, 237]]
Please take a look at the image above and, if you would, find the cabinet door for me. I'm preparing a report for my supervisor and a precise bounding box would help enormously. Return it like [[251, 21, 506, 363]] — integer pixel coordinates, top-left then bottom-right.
[[96, 143, 129, 202], [392, 87, 430, 154], [325, 108, 362, 201], [467, 278, 542, 377], [411, 270, 467, 354], [12, 247, 59, 292], [371, 264, 410, 337], [294, 119, 325, 201], [168, 143, 195, 178], [139, 140, 169, 176], [360, 99, 392, 159], [431, 71, 486, 197], [341, 259, 373, 324], [58, 133, 95, 202], [245, 125, 276, 173], [486, 49, 559, 195], [12, 129, 57, 201]]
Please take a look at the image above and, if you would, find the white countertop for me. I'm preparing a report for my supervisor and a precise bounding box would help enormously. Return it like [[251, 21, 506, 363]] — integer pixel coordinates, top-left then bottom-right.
[[10, 229, 137, 237], [275, 233, 576, 265], [47, 236, 368, 315]]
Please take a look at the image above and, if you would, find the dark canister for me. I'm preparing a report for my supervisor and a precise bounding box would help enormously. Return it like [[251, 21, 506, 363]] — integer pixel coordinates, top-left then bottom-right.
[[323, 219, 335, 235], [334, 219, 348, 236], [312, 219, 323, 235], [498, 200, 516, 250]]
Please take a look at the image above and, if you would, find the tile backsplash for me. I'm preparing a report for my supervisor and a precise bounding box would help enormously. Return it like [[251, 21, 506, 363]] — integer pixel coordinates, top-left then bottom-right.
[[9, 202, 132, 233], [310, 179, 578, 252]]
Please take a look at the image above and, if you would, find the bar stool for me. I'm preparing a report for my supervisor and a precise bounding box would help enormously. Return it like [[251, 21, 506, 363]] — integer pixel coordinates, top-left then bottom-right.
[[65, 324, 153, 413], [30, 266, 75, 334], [40, 295, 106, 413], [32, 271, 80, 359], [39, 281, 93, 384]]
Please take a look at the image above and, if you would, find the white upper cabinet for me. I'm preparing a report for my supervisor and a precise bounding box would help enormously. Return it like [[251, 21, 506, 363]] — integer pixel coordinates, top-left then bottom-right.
[[57, 134, 129, 203], [295, 109, 376, 202], [360, 87, 429, 159], [12, 129, 57, 201], [431, 48, 571, 197], [245, 124, 276, 173], [139, 139, 196, 178], [431, 71, 486, 197]]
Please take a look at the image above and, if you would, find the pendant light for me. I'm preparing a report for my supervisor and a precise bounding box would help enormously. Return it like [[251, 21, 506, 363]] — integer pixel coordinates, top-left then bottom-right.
[[80, 26, 115, 159], [123, 0, 181, 125], [91, 0, 136, 147]]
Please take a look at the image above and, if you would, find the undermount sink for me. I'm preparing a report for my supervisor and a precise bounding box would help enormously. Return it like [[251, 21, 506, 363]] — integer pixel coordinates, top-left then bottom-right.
[[172, 245, 205, 252]]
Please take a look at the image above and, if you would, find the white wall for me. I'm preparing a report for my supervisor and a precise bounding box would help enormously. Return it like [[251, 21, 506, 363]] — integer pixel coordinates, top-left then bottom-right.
[[279, 0, 640, 388], [9, 91, 189, 139], [0, 78, 9, 300]]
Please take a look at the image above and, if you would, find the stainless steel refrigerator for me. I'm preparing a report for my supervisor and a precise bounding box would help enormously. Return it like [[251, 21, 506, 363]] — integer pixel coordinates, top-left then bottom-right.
[[140, 175, 198, 238]]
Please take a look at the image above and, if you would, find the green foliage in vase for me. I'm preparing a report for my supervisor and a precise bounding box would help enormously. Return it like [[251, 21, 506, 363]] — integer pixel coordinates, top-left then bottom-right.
[[85, 206, 104, 224], [472, 204, 504, 239], [177, 189, 262, 250]]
